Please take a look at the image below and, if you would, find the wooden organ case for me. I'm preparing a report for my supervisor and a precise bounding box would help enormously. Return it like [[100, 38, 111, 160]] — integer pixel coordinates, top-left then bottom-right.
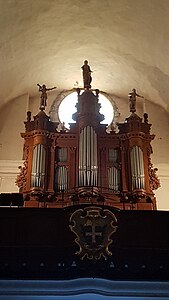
[[19, 88, 160, 209]]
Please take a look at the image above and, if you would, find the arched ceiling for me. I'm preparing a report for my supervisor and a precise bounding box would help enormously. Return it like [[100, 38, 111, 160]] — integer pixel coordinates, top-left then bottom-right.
[[0, 0, 169, 111]]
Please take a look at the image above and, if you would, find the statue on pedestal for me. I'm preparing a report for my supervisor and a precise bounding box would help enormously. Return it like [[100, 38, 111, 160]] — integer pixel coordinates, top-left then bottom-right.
[[37, 84, 56, 110], [128, 88, 144, 113], [81, 60, 92, 89]]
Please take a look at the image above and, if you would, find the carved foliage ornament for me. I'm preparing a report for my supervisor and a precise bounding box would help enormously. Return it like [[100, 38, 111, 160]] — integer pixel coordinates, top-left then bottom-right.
[[15, 163, 27, 191], [15, 146, 29, 191], [69, 206, 117, 260], [148, 157, 160, 190]]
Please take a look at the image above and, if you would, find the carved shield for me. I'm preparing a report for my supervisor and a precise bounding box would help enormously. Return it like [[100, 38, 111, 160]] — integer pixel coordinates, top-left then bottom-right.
[[69, 206, 117, 260]]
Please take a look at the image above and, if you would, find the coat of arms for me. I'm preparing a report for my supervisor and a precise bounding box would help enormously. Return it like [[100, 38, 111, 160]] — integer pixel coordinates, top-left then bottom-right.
[[69, 206, 117, 260]]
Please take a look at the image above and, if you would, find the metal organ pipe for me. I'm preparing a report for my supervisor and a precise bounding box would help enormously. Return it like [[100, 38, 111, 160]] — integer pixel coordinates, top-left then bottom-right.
[[57, 166, 68, 192], [108, 167, 112, 190], [114, 167, 117, 191], [108, 149, 120, 192], [79, 126, 98, 187], [108, 167, 120, 192], [79, 130, 83, 186], [31, 144, 46, 188], [55, 147, 68, 192], [93, 127, 98, 186], [83, 127, 87, 185], [91, 127, 94, 186], [130, 146, 145, 190], [87, 126, 90, 185]]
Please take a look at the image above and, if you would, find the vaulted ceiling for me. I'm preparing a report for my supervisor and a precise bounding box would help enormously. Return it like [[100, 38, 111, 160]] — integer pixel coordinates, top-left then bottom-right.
[[0, 0, 169, 111]]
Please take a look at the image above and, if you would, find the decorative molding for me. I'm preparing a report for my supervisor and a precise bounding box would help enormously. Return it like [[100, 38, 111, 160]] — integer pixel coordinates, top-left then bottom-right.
[[0, 160, 23, 193], [0, 160, 24, 175], [155, 163, 169, 181]]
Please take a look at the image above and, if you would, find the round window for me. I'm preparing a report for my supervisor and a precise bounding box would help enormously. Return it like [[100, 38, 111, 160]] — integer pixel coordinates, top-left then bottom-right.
[[58, 91, 114, 129]]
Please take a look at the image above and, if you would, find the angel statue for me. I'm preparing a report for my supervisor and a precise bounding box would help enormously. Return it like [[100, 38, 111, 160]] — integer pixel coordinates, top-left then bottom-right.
[[37, 84, 56, 110]]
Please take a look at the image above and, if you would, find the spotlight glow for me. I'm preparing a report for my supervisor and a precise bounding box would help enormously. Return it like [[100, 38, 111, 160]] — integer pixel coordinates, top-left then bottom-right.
[[58, 92, 114, 128]]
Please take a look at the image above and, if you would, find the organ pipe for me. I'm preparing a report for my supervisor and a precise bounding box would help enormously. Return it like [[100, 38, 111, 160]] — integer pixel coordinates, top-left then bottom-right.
[[55, 166, 68, 192], [130, 146, 145, 190], [108, 149, 120, 192], [108, 167, 120, 192], [31, 144, 46, 188], [79, 125, 98, 186], [55, 147, 68, 192]]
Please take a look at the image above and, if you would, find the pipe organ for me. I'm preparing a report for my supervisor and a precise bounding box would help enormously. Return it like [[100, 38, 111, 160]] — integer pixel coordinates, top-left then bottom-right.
[[18, 88, 160, 210]]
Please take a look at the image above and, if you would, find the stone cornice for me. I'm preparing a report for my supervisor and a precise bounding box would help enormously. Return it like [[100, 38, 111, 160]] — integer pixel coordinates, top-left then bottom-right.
[[0, 160, 23, 175]]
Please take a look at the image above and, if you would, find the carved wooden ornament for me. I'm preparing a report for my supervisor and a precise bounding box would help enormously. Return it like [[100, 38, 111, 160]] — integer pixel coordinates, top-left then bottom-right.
[[69, 206, 117, 260]]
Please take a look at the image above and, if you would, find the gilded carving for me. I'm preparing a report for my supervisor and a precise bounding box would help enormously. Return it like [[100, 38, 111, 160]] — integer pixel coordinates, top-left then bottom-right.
[[16, 147, 29, 192], [148, 157, 160, 190], [69, 206, 117, 260], [15, 164, 27, 191]]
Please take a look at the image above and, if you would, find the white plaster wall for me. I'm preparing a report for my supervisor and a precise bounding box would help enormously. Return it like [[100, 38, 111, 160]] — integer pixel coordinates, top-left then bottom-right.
[[1, 0, 169, 113], [0, 94, 28, 193], [154, 163, 169, 210], [147, 101, 169, 165], [0, 93, 29, 160], [145, 100, 169, 210], [0, 160, 23, 193]]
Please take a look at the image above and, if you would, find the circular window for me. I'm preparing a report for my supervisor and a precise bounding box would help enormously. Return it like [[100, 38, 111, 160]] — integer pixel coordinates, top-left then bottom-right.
[[58, 91, 114, 129]]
